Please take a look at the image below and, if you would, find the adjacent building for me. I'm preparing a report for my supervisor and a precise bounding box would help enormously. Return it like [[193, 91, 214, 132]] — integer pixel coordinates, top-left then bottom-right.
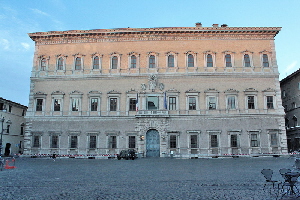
[[0, 97, 27, 156], [24, 23, 287, 158], [280, 68, 300, 152]]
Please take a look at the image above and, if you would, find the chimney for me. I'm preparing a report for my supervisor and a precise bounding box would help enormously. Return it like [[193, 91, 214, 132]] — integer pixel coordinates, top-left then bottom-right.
[[212, 24, 219, 28], [221, 24, 228, 27], [195, 22, 202, 27]]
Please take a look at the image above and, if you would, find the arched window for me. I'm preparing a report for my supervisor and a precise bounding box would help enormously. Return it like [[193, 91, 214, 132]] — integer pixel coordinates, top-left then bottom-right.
[[168, 55, 174, 68], [57, 57, 64, 70], [244, 54, 251, 67], [262, 54, 269, 67], [207, 54, 213, 67], [41, 58, 46, 71], [225, 54, 232, 67], [149, 55, 155, 68], [75, 57, 81, 70], [112, 56, 118, 69], [188, 54, 194, 67], [93, 56, 100, 69], [131, 55, 136, 68]]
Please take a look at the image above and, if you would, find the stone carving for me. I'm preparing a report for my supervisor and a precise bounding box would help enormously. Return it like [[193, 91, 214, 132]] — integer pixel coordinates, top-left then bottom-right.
[[159, 83, 164, 91], [141, 84, 146, 91], [149, 74, 157, 91]]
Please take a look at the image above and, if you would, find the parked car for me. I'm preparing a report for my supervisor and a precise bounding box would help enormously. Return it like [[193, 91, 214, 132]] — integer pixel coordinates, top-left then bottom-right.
[[117, 149, 137, 160]]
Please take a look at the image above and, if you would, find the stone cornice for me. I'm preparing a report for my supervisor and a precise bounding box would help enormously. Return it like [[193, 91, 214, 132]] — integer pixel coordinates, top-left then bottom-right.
[[28, 27, 281, 45]]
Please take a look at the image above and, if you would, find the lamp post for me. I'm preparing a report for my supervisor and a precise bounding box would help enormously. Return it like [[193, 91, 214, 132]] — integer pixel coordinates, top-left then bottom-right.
[[0, 117, 4, 156]]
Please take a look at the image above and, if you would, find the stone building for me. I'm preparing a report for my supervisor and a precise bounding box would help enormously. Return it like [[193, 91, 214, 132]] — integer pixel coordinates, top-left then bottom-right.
[[280, 68, 300, 152], [0, 97, 27, 156], [24, 23, 287, 158]]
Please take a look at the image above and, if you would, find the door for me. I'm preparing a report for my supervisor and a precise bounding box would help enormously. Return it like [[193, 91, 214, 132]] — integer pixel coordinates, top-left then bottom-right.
[[146, 129, 160, 157]]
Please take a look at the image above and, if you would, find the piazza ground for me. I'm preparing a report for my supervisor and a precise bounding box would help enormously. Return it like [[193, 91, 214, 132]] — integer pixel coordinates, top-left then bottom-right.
[[0, 156, 297, 199]]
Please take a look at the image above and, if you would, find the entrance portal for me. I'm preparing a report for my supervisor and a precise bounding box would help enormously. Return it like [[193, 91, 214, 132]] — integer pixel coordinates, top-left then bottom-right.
[[146, 129, 160, 157]]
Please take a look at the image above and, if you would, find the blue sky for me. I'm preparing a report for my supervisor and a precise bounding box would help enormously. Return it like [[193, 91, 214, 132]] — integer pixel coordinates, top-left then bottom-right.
[[0, 0, 300, 106]]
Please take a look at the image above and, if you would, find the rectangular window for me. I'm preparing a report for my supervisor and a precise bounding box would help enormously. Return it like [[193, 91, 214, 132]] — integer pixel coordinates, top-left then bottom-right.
[[207, 54, 213, 67], [244, 54, 251, 67], [190, 135, 198, 148], [22, 109, 25, 116], [227, 96, 236, 109], [270, 134, 277, 146], [147, 96, 159, 110], [130, 55, 136, 68], [54, 99, 61, 111], [51, 135, 59, 148], [250, 134, 258, 147], [112, 56, 118, 69], [75, 57, 81, 70], [0, 103, 3, 110], [208, 97, 216, 110], [267, 96, 274, 109], [70, 136, 78, 148], [57, 57, 64, 70], [33, 136, 40, 148], [189, 97, 196, 110], [149, 55, 155, 68], [7, 125, 10, 133], [211, 135, 218, 148], [225, 54, 232, 67], [36, 99, 43, 111], [91, 98, 98, 111], [169, 97, 176, 110], [129, 98, 136, 111], [188, 54, 194, 67], [129, 136, 136, 148], [72, 98, 79, 111], [247, 96, 255, 109], [231, 134, 238, 147], [8, 105, 12, 112], [41, 58, 46, 71], [109, 136, 117, 148], [20, 126, 24, 135], [110, 98, 117, 111], [262, 54, 269, 67], [89, 135, 97, 149], [168, 55, 174, 67], [170, 135, 177, 148]]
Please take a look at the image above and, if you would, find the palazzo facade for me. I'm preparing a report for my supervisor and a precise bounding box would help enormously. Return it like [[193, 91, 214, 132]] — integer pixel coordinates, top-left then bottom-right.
[[24, 23, 287, 157]]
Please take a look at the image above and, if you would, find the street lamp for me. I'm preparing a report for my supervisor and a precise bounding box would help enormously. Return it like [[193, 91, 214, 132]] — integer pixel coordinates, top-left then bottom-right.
[[0, 117, 4, 156]]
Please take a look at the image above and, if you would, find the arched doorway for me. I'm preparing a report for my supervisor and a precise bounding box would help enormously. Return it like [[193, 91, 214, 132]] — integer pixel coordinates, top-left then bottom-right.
[[146, 129, 160, 157]]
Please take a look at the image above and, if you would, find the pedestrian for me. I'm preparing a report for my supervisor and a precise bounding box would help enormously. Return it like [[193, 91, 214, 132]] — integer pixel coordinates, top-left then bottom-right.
[[52, 152, 56, 161]]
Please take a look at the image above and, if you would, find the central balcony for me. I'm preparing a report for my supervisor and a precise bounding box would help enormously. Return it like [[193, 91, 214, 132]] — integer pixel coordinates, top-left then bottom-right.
[[136, 110, 169, 118]]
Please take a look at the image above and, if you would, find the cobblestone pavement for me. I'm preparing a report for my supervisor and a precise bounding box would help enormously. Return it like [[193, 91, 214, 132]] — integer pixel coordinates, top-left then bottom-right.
[[0, 156, 298, 200]]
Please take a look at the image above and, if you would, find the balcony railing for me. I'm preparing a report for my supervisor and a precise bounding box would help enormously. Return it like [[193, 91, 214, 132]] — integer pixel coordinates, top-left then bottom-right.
[[136, 110, 169, 116]]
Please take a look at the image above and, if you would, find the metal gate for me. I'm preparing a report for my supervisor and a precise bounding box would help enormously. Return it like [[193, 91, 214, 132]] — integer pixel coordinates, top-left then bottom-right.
[[146, 129, 160, 157]]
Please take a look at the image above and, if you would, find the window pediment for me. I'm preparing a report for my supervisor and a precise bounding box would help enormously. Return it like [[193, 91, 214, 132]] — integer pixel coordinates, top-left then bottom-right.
[[185, 89, 200, 93], [241, 50, 254, 54], [263, 88, 276, 92], [259, 50, 272, 54], [204, 88, 219, 93], [34, 92, 47, 98], [126, 89, 137, 94], [224, 89, 239, 94], [107, 90, 121, 94], [51, 91, 65, 95]]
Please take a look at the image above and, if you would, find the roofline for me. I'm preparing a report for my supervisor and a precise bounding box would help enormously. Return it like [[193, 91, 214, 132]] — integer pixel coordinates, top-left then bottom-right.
[[28, 26, 281, 40], [280, 68, 300, 84], [0, 97, 28, 109]]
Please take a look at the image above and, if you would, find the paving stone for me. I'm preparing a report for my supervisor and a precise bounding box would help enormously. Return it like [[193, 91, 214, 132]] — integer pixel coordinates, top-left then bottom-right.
[[0, 156, 297, 199]]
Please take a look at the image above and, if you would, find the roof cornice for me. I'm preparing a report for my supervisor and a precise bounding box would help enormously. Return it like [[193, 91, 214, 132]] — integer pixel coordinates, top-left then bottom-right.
[[28, 26, 281, 41]]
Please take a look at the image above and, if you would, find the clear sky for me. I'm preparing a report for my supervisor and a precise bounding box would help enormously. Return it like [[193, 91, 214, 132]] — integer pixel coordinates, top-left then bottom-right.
[[1, 0, 300, 106]]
